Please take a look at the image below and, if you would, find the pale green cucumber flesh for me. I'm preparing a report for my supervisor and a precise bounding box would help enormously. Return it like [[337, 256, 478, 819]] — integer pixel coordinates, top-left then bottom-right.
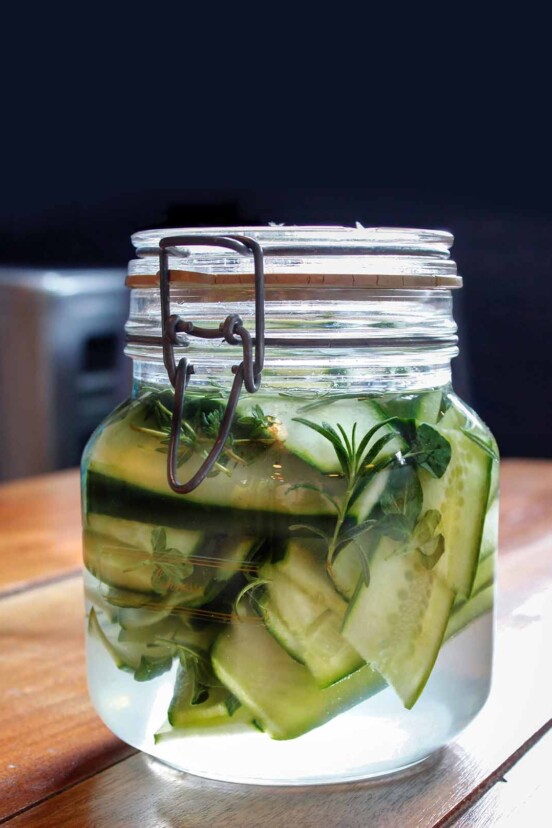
[[88, 607, 138, 669], [84, 514, 259, 612], [87, 405, 339, 517], [454, 551, 495, 608], [83, 515, 203, 594], [280, 397, 405, 474], [480, 497, 499, 560], [211, 608, 385, 740], [342, 537, 456, 708], [260, 541, 364, 686], [421, 427, 492, 598], [381, 390, 443, 423], [331, 543, 365, 601], [446, 583, 494, 639], [88, 606, 175, 670], [347, 467, 391, 524], [168, 668, 240, 728]]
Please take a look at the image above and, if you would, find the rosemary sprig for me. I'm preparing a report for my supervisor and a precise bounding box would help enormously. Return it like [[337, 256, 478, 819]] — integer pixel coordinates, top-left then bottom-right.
[[292, 416, 400, 577], [290, 415, 453, 585]]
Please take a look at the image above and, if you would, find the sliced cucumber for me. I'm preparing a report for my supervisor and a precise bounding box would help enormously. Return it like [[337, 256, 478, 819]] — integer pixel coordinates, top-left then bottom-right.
[[85, 469, 339, 539], [211, 604, 385, 740], [480, 497, 499, 560], [259, 397, 405, 475], [84, 514, 260, 614], [83, 515, 203, 594], [347, 467, 391, 524], [342, 536, 456, 708], [446, 583, 494, 639], [88, 607, 137, 670], [86, 514, 203, 554], [381, 390, 443, 423], [331, 544, 364, 601], [421, 426, 492, 598], [453, 550, 495, 609], [86, 404, 339, 518], [259, 540, 364, 686], [169, 683, 250, 729], [88, 607, 174, 671]]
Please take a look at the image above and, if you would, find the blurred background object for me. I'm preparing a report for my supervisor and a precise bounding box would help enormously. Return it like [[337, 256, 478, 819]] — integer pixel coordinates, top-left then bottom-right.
[[1, 186, 550, 480], [0, 268, 129, 481]]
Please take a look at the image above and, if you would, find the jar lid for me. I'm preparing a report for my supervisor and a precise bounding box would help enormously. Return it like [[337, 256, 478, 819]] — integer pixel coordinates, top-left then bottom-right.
[[127, 225, 461, 290]]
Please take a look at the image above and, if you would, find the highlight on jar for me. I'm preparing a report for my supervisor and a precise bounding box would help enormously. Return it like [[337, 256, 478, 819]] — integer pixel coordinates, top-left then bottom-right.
[[81, 226, 498, 784]]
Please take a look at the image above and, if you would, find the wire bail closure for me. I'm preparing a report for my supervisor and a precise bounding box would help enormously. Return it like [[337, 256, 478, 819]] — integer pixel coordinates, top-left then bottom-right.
[[159, 234, 265, 493]]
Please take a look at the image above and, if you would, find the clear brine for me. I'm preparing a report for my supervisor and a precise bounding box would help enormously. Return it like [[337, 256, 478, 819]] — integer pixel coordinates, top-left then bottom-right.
[[82, 385, 498, 782]]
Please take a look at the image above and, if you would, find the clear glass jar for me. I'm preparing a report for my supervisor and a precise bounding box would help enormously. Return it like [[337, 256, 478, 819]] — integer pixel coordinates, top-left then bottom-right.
[[81, 226, 498, 784]]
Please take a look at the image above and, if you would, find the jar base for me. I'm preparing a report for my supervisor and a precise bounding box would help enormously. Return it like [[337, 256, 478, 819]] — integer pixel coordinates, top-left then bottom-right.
[[87, 606, 492, 786], [147, 744, 443, 787]]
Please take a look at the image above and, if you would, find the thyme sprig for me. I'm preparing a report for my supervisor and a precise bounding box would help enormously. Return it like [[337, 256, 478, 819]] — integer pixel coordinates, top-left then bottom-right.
[[130, 392, 279, 474]]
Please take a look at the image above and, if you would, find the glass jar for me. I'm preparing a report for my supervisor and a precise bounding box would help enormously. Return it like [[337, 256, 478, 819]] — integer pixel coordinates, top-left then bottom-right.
[[81, 226, 498, 784]]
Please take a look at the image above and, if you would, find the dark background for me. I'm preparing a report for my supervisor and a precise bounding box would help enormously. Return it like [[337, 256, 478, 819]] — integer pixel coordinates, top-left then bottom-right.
[[1, 183, 550, 459]]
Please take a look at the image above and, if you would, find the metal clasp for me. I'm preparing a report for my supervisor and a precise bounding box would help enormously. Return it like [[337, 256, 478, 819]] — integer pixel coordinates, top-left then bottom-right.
[[158, 234, 265, 494]]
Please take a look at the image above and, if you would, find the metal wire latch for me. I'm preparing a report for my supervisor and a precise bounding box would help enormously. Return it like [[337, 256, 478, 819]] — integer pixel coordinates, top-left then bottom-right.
[[159, 234, 265, 494]]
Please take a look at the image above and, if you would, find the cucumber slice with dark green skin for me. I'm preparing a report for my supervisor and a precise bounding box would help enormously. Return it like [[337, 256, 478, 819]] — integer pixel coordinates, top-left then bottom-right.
[[347, 467, 391, 524], [168, 663, 252, 729], [85, 470, 339, 539], [86, 403, 340, 517], [83, 515, 203, 594], [259, 541, 364, 687], [422, 426, 492, 598], [480, 497, 499, 560], [84, 515, 260, 612], [453, 549, 495, 610], [238, 395, 406, 475], [342, 536, 456, 709], [211, 605, 385, 740], [169, 684, 248, 728], [381, 390, 443, 423], [446, 583, 494, 639]]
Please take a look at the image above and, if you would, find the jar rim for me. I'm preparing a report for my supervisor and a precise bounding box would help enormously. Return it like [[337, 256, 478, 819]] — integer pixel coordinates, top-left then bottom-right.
[[132, 225, 454, 256], [129, 225, 460, 289]]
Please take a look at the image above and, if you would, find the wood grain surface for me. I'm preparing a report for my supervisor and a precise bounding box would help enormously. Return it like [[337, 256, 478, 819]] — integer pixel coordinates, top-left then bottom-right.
[[454, 727, 552, 827], [0, 470, 82, 595], [0, 578, 133, 821], [0, 462, 551, 826]]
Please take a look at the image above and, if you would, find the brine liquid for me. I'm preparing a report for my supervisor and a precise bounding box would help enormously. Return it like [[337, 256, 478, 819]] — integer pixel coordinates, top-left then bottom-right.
[[85, 571, 493, 785]]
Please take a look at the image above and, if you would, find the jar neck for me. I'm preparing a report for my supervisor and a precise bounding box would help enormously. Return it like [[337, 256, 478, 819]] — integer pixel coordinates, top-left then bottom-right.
[[127, 288, 458, 397]]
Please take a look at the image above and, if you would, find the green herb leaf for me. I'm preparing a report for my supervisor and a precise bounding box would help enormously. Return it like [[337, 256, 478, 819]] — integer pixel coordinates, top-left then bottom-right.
[[288, 523, 330, 542], [134, 654, 173, 682], [375, 513, 413, 542], [406, 423, 452, 478], [151, 566, 172, 595], [412, 509, 441, 546], [151, 527, 167, 553], [333, 520, 377, 553], [292, 417, 350, 475], [418, 533, 445, 569], [355, 417, 397, 462], [286, 483, 339, 511], [380, 465, 423, 526], [225, 693, 242, 716]]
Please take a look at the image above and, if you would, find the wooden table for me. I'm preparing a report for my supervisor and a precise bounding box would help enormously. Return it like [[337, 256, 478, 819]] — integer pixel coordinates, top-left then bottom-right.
[[0, 462, 551, 827]]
